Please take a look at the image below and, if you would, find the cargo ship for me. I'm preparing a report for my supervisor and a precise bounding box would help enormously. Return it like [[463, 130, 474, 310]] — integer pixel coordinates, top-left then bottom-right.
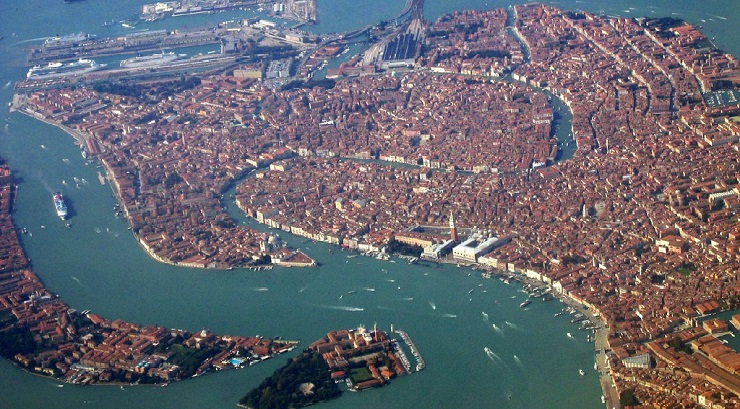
[[26, 58, 105, 80], [120, 51, 182, 68], [53, 192, 68, 220]]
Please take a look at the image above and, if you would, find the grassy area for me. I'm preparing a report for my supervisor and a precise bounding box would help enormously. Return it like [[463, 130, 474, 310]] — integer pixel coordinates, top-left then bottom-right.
[[677, 262, 696, 277], [168, 344, 219, 377], [349, 367, 373, 384]]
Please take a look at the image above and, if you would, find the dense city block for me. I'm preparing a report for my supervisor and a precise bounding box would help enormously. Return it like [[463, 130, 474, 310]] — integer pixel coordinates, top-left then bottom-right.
[[7, 3, 740, 406]]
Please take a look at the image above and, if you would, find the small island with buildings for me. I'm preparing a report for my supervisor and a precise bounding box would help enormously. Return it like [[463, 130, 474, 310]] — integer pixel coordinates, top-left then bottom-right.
[[239, 325, 421, 409]]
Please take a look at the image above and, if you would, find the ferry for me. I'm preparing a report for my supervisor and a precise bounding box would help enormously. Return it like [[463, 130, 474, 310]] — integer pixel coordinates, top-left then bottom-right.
[[53, 192, 68, 220], [44, 32, 93, 46]]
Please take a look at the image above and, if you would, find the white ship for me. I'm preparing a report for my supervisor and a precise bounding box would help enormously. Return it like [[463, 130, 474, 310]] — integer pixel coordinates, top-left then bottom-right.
[[53, 192, 68, 220], [27, 58, 105, 80], [120, 51, 182, 68]]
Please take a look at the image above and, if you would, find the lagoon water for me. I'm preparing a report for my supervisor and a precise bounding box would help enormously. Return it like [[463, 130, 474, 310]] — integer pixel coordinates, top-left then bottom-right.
[[0, 1, 738, 408]]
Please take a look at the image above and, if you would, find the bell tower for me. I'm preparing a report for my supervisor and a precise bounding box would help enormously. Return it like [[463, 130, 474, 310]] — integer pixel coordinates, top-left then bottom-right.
[[449, 211, 458, 242]]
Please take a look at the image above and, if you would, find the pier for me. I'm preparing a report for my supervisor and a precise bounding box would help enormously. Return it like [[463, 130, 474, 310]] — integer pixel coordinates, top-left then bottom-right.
[[392, 340, 412, 373], [394, 329, 425, 372]]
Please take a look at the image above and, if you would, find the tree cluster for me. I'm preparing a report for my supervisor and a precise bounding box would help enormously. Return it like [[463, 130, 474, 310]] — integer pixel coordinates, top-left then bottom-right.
[[386, 238, 423, 257], [238, 351, 341, 409]]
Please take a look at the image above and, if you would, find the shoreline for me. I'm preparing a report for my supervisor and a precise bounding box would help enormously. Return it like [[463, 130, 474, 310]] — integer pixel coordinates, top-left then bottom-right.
[[11, 101, 314, 271], [456, 258, 620, 408], [13, 101, 90, 148]]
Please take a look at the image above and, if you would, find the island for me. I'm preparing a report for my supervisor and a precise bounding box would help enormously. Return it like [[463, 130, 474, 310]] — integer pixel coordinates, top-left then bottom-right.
[[238, 326, 415, 409], [5, 1, 740, 407]]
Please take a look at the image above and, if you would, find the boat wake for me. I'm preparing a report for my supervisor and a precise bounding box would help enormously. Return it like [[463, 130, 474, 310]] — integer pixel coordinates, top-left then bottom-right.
[[13, 36, 55, 45], [250, 287, 269, 292], [70, 276, 83, 286], [400, 297, 414, 301], [482, 311, 489, 322], [491, 323, 504, 336], [513, 355, 524, 368], [484, 347, 503, 363], [363, 287, 375, 292], [429, 301, 436, 310], [442, 313, 457, 318], [321, 305, 364, 312], [298, 285, 307, 293], [504, 321, 522, 331], [2, 81, 10, 89]]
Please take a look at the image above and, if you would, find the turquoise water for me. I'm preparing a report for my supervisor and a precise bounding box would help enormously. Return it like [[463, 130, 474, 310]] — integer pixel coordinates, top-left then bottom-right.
[[0, 1, 737, 408]]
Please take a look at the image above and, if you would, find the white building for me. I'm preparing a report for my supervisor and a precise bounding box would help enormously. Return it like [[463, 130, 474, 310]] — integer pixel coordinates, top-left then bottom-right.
[[422, 240, 456, 259], [452, 236, 510, 263]]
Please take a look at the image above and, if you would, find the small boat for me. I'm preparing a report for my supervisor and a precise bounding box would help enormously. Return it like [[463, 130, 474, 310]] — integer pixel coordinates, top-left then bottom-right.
[[567, 332, 573, 338], [579, 369, 585, 376]]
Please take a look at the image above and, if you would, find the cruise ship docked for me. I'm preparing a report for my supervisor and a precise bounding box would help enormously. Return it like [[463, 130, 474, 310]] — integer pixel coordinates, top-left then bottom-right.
[[120, 51, 183, 68], [53, 192, 68, 220], [26, 59, 105, 80]]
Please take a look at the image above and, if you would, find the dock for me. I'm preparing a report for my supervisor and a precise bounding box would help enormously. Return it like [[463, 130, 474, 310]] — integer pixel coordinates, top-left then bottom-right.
[[394, 329, 425, 372]]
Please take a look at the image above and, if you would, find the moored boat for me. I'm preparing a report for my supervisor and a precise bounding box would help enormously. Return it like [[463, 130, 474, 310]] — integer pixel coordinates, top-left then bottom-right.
[[27, 58, 105, 80]]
